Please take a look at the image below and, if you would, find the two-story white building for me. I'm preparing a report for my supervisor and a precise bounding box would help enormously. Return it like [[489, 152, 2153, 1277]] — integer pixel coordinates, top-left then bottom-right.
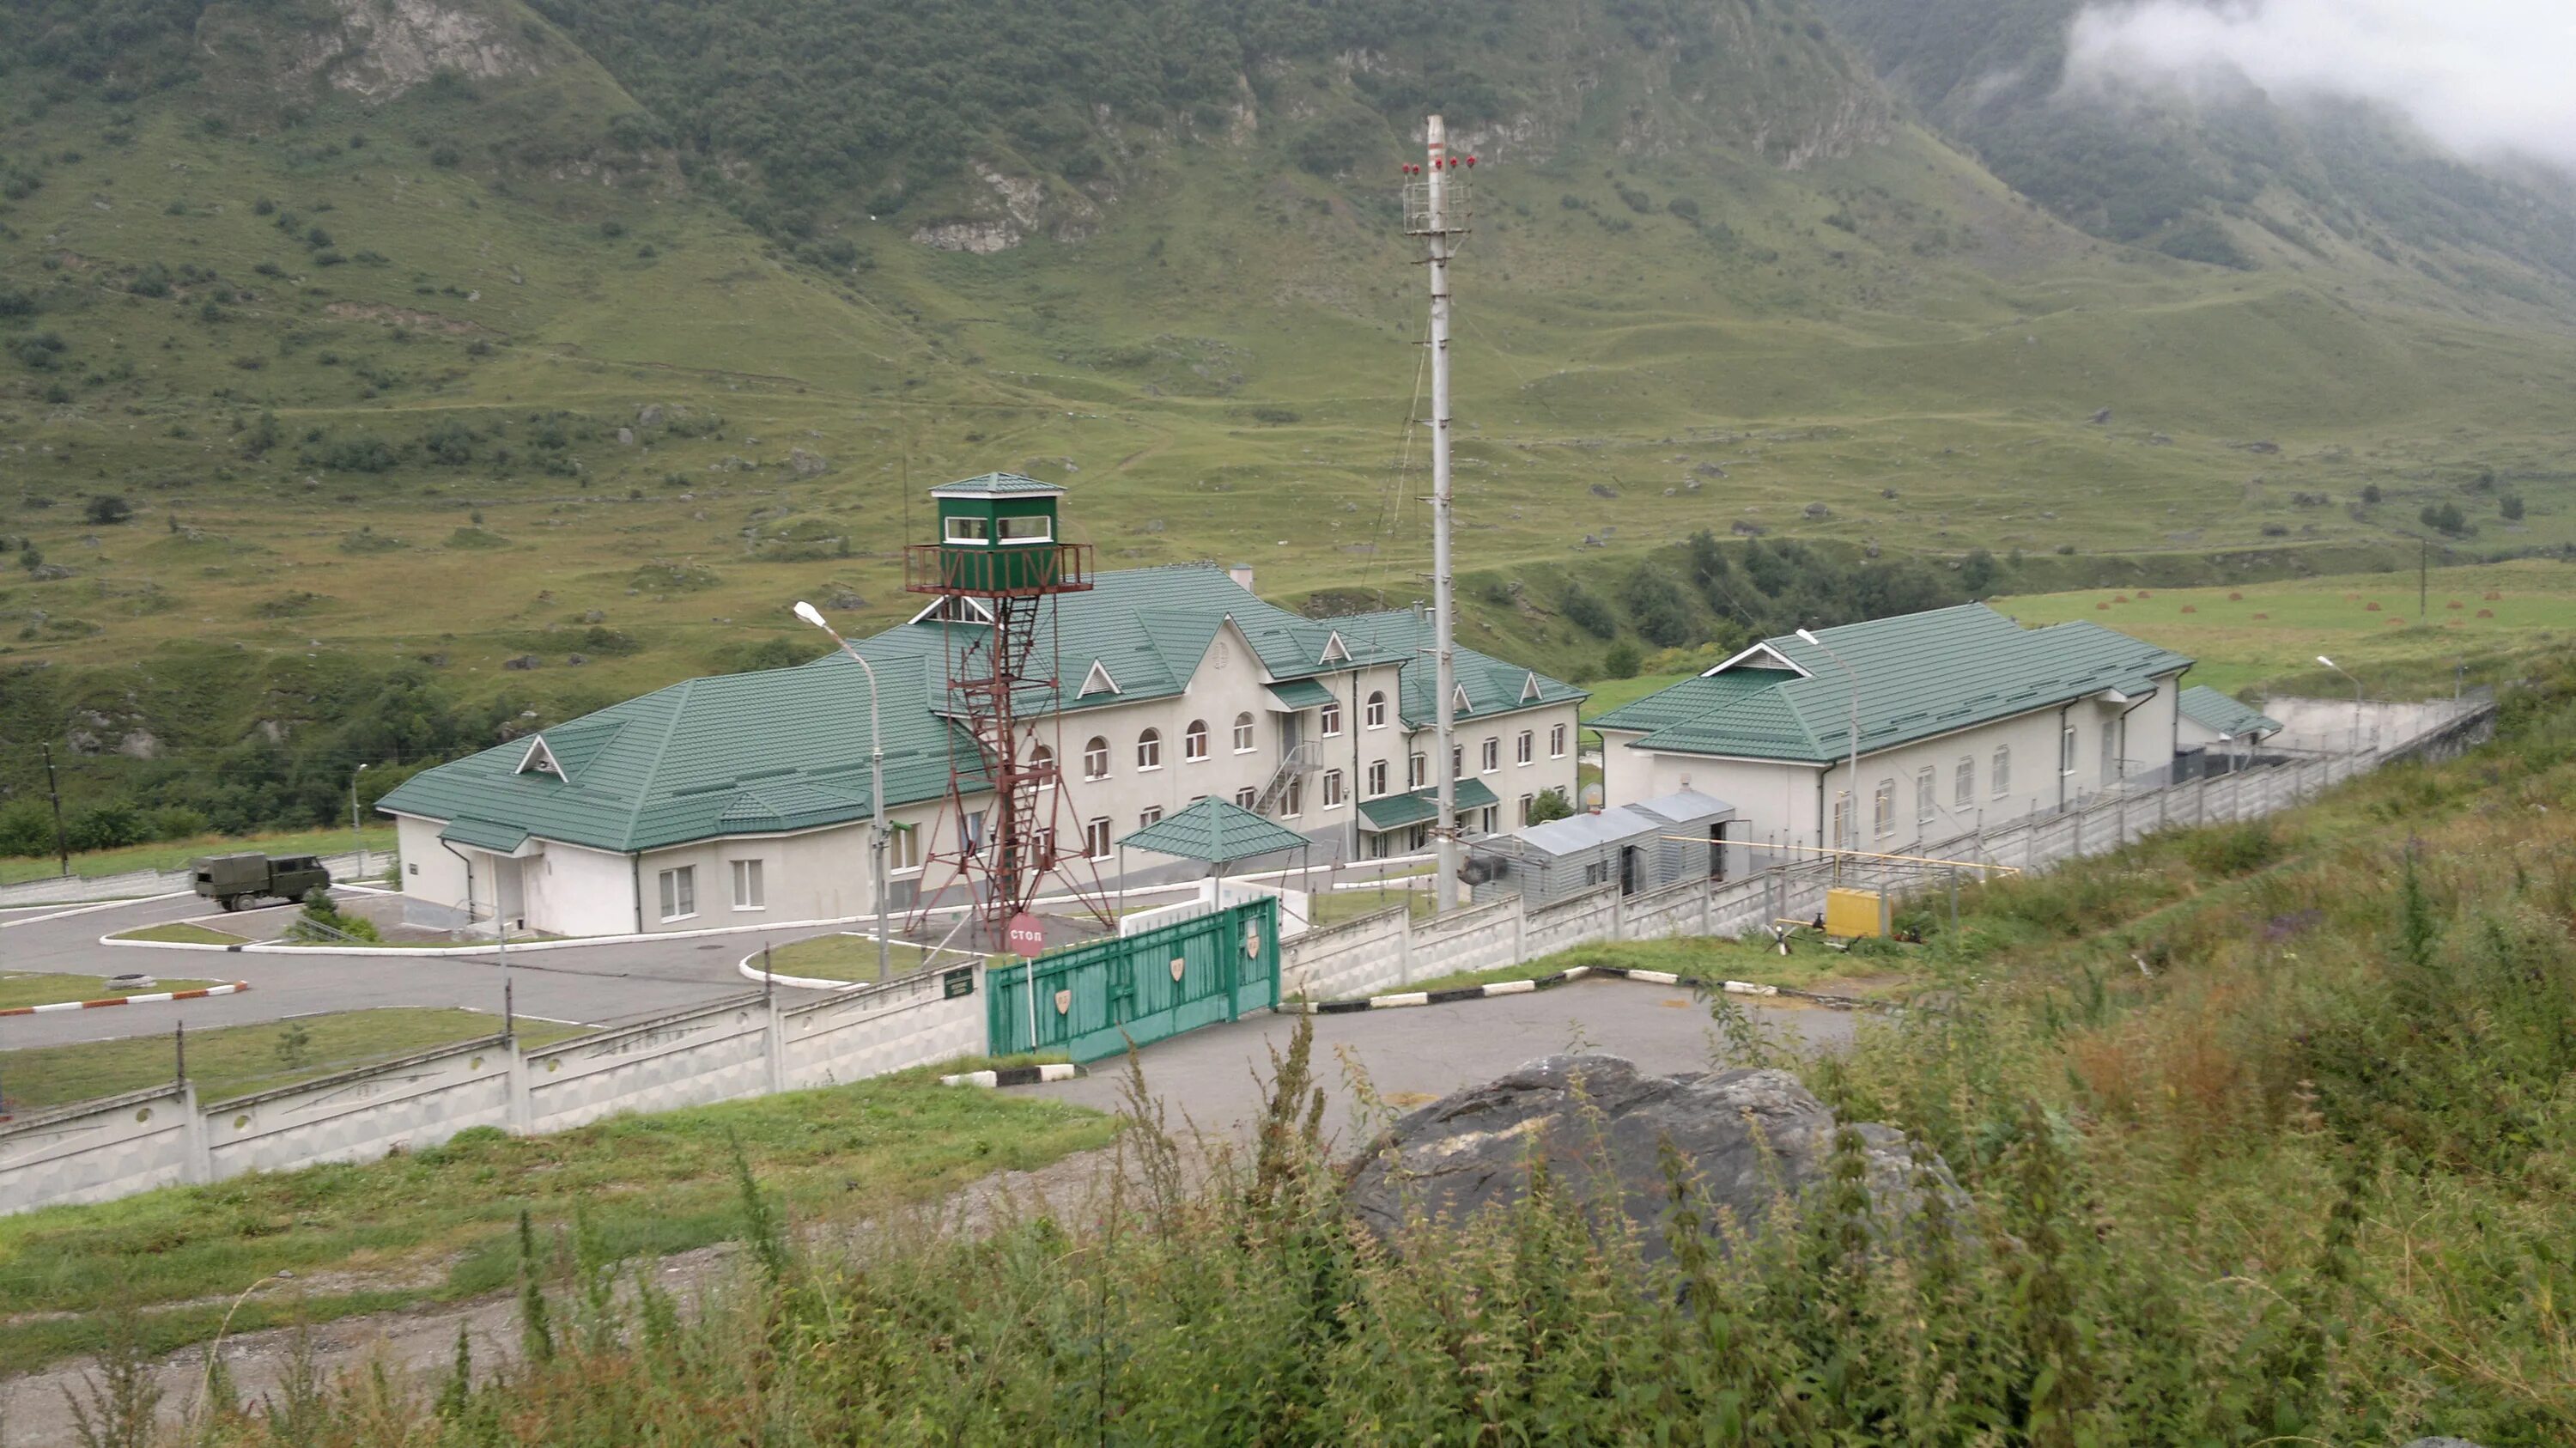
[[378, 510, 1584, 936], [1592, 603, 2192, 860]]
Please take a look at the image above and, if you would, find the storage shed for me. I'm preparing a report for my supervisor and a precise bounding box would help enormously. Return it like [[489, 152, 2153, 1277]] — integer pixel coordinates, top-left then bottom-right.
[[1467, 788, 1735, 908]]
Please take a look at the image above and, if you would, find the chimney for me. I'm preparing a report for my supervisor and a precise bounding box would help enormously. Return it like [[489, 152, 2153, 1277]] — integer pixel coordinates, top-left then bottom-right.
[[1227, 563, 1255, 593]]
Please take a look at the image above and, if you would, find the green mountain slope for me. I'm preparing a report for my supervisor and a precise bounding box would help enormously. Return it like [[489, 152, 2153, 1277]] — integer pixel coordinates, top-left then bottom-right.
[[3, 0, 2573, 832]]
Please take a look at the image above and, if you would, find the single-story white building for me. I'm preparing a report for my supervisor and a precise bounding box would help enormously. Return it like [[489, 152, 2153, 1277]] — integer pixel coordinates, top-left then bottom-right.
[[1593, 603, 2193, 860], [2175, 684, 2283, 775]]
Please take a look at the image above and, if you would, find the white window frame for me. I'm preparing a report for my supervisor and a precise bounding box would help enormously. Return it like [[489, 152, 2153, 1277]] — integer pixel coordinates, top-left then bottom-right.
[[1480, 738, 1500, 774], [731, 858, 764, 911], [1994, 745, 2013, 797], [889, 823, 923, 874], [2061, 724, 2079, 776], [1031, 744, 1056, 789], [1916, 767, 1935, 825], [1831, 793, 1853, 850], [996, 514, 1052, 542], [657, 865, 696, 922], [1319, 698, 1343, 738], [1955, 755, 1976, 809], [1233, 787, 1257, 810], [1873, 779, 1896, 838], [1182, 719, 1210, 762], [1518, 793, 1535, 825], [943, 514, 991, 545], [1083, 736, 1110, 782], [1137, 728, 1163, 771], [1279, 775, 1303, 818], [1516, 731, 1534, 766], [1084, 818, 1112, 861], [1139, 806, 1163, 830], [1367, 760, 1388, 797], [1550, 723, 1568, 758], [1231, 712, 1256, 753], [1450, 744, 1464, 782], [1321, 769, 1346, 808], [1364, 691, 1388, 729]]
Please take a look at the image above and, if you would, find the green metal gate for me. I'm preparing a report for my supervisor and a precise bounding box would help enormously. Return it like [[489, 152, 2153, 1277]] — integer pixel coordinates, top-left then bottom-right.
[[987, 898, 1279, 1062]]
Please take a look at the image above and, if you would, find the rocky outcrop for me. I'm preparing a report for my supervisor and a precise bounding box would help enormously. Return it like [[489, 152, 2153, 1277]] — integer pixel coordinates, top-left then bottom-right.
[[1346, 1056, 1959, 1261]]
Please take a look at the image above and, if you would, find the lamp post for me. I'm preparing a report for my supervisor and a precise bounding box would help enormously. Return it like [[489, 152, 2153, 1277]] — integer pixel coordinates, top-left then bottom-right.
[[2317, 654, 2362, 754], [1796, 628, 1861, 852], [795, 602, 890, 983], [349, 763, 371, 881]]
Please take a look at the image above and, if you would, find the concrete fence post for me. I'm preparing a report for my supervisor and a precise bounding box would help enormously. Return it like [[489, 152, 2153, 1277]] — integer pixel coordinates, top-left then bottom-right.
[[1512, 894, 1528, 965], [1397, 911, 1414, 987], [507, 1043, 534, 1133], [1611, 882, 1627, 941], [763, 996, 787, 1095], [1700, 874, 1715, 937], [182, 1080, 212, 1185], [2073, 808, 2084, 859]]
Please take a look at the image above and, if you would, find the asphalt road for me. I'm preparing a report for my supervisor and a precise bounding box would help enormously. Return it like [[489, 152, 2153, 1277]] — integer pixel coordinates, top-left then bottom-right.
[[1017, 978, 1859, 1156], [0, 888, 848, 1049]]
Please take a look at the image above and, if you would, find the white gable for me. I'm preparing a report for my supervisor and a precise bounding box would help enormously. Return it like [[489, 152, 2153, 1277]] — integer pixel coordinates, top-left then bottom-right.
[[1704, 641, 1813, 678], [1080, 660, 1121, 697], [903, 594, 995, 626], [1452, 683, 1473, 715], [1520, 671, 1542, 703], [517, 735, 565, 779], [1320, 630, 1351, 664]]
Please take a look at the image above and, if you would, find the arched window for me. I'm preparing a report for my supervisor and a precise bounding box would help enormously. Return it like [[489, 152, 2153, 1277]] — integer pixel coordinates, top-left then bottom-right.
[[1137, 728, 1163, 770], [1231, 712, 1255, 752], [1364, 691, 1388, 729], [1183, 719, 1210, 762], [1031, 743, 1056, 789], [1083, 736, 1110, 782]]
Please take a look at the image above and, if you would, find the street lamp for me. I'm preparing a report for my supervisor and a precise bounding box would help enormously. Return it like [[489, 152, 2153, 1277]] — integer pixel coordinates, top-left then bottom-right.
[[349, 763, 371, 881], [795, 601, 891, 983], [2317, 654, 2362, 754], [1796, 628, 1861, 852]]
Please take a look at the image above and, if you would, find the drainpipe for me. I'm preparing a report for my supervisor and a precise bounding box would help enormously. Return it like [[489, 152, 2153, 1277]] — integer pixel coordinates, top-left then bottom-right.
[[438, 837, 477, 931], [2057, 702, 2072, 812], [1814, 766, 1828, 853], [630, 854, 645, 934], [2113, 691, 2154, 788]]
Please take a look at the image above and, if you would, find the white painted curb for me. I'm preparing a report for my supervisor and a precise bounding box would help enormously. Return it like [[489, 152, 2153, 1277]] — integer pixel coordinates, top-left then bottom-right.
[[941, 1062, 1078, 1088]]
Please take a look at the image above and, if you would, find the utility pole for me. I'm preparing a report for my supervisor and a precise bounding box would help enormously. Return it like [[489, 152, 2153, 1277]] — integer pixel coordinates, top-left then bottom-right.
[[2420, 538, 2427, 621], [1406, 115, 1472, 914], [40, 741, 68, 878]]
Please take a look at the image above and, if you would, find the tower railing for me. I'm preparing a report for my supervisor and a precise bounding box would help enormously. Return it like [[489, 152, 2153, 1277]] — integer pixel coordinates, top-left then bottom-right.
[[903, 541, 1092, 597]]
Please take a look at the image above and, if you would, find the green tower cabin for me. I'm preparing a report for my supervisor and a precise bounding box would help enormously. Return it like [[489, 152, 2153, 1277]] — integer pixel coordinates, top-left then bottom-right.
[[906, 472, 1087, 596]]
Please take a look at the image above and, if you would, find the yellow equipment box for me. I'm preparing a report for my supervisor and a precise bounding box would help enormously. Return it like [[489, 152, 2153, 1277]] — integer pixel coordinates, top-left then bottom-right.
[[1825, 887, 1886, 939]]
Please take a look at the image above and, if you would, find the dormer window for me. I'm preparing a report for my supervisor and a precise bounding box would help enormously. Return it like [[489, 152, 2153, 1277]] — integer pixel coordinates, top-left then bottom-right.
[[1320, 631, 1351, 664], [1520, 671, 1542, 703], [1452, 684, 1473, 715], [1080, 660, 1121, 697], [518, 736, 565, 779]]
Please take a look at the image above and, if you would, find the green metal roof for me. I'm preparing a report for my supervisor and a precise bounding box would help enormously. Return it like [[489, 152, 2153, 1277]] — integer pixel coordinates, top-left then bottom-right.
[[1118, 797, 1310, 864], [2178, 685, 2281, 739], [1321, 608, 1589, 727], [1357, 777, 1501, 832], [1608, 604, 2193, 766], [439, 818, 531, 853], [928, 472, 1064, 498], [380, 563, 1579, 856], [1265, 678, 1336, 710]]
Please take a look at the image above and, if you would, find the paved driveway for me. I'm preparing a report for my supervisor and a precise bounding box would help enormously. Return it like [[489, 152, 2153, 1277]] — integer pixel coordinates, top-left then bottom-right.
[[1016, 978, 1859, 1157]]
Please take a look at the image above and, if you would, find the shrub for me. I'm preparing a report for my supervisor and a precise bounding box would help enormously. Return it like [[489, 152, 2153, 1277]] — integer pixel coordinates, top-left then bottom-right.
[[2420, 501, 2468, 535], [66, 801, 146, 852], [84, 495, 133, 525], [1525, 786, 1574, 824], [2501, 494, 2525, 521], [1560, 581, 1618, 638], [2183, 820, 2277, 877]]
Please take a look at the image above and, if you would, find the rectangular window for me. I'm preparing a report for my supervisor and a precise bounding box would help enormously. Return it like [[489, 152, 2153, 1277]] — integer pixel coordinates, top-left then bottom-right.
[[1320, 699, 1343, 737], [1366, 760, 1388, 797], [1480, 806, 1497, 833], [1519, 793, 1535, 826], [1139, 806, 1163, 830], [1450, 744, 1463, 781], [1831, 793, 1853, 849], [1084, 818, 1112, 860], [995, 514, 1052, 541], [1584, 861, 1608, 887], [1874, 780, 1896, 837], [1955, 756, 1976, 808], [2101, 722, 2120, 782], [2060, 724, 2078, 776], [1234, 787, 1257, 810], [1550, 724, 1568, 758], [1031, 826, 1056, 870], [1516, 731, 1534, 765], [1993, 745, 2012, 797], [1279, 776, 1303, 817], [1084, 738, 1109, 780], [657, 866, 696, 922], [731, 859, 764, 910], [1479, 738, 1499, 774], [888, 823, 922, 873], [943, 515, 990, 544], [1322, 769, 1346, 808], [1916, 767, 1935, 824], [1409, 752, 1427, 789]]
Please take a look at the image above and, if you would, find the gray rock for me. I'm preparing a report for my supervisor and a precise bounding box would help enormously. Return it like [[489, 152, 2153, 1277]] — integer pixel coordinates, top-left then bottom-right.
[[1346, 1056, 1961, 1262], [501, 654, 540, 671], [1589, 483, 1619, 499], [789, 447, 829, 478], [2089, 408, 2112, 424], [637, 404, 665, 427], [1802, 502, 1831, 520], [617, 427, 635, 446], [825, 589, 866, 611]]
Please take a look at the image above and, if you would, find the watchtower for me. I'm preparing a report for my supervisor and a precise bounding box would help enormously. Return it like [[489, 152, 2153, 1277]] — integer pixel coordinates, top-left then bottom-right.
[[904, 472, 1106, 940]]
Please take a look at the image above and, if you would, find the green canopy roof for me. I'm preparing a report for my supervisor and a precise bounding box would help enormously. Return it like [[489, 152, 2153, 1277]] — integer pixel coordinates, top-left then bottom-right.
[[1118, 797, 1310, 864], [440, 818, 531, 853], [1357, 778, 1499, 832], [1265, 678, 1337, 710], [2178, 685, 2282, 739]]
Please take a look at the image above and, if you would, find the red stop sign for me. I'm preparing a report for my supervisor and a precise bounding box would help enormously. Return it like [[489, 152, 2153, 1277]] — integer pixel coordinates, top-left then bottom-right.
[[1005, 911, 1047, 958]]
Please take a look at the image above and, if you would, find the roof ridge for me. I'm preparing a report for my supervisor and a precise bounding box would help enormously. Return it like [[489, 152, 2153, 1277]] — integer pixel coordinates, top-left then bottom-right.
[[623, 676, 700, 851]]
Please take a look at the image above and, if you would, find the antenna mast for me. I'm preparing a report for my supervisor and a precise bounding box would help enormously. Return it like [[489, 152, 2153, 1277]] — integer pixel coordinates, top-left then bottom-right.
[[1404, 115, 1471, 912]]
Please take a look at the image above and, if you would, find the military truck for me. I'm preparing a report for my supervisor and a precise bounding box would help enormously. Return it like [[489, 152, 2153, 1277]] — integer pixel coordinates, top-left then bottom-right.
[[191, 853, 332, 911]]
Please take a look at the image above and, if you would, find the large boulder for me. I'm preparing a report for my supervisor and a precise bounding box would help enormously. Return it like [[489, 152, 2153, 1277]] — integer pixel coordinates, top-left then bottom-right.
[[1346, 1055, 1959, 1260]]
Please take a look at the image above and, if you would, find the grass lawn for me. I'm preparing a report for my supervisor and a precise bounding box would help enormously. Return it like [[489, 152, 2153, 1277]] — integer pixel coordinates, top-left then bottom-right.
[[0, 1067, 1117, 1371], [0, 1007, 584, 1111], [0, 826, 397, 886], [1995, 558, 2576, 699], [0, 972, 221, 1011], [1310, 886, 1433, 928], [757, 933, 963, 984], [1399, 935, 1920, 1000], [109, 922, 249, 946]]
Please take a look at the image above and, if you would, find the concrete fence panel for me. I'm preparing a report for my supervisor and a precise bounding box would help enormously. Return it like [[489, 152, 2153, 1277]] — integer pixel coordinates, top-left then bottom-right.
[[1622, 879, 1707, 941], [524, 995, 773, 1135], [0, 1085, 197, 1214], [1280, 909, 1411, 1001], [784, 969, 984, 1089], [1413, 898, 1521, 982], [1525, 886, 1619, 958], [206, 1038, 512, 1180]]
